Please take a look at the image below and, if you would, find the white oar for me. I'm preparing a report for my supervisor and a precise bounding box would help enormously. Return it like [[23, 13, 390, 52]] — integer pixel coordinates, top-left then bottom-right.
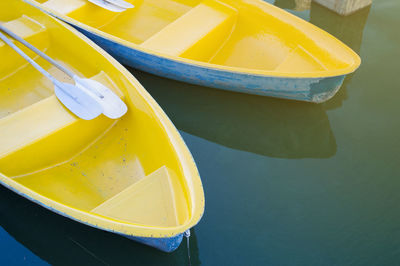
[[0, 31, 102, 120], [88, 0, 126, 12], [0, 25, 128, 119], [105, 0, 134, 9]]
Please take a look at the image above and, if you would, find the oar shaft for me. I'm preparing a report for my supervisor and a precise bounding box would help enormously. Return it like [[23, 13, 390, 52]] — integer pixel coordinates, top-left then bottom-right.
[[0, 24, 76, 78], [0, 31, 55, 81], [88, 0, 126, 12], [0, 31, 75, 99], [0, 25, 104, 99], [104, 0, 134, 9]]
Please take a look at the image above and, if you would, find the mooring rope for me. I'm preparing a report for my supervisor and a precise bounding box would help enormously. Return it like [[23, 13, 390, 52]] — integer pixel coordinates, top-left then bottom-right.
[[184, 229, 191, 266]]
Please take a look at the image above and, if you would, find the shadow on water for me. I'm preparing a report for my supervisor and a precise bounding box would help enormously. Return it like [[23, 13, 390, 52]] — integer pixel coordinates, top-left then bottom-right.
[[0, 186, 200, 266], [310, 3, 371, 109], [130, 68, 337, 159], [274, 0, 311, 11], [274, 0, 297, 10], [274, 0, 311, 20], [272, 0, 371, 109]]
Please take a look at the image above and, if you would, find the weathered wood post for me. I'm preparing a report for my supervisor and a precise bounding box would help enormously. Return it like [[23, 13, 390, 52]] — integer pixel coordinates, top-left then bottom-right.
[[313, 0, 372, 15]]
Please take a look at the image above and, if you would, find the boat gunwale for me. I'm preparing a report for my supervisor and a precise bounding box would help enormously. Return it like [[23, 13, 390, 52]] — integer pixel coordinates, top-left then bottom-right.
[[2, 1, 205, 239], [25, 0, 361, 79]]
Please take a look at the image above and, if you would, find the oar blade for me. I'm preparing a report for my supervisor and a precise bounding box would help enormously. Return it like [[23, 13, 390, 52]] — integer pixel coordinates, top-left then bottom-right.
[[88, 0, 126, 12], [54, 82, 103, 120], [106, 0, 134, 9], [76, 78, 128, 119]]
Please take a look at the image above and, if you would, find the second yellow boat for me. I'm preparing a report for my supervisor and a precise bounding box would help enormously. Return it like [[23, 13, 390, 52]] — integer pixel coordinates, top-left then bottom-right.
[[29, 0, 361, 102]]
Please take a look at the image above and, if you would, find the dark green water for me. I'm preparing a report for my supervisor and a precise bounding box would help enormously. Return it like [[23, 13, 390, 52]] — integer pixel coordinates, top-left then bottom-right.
[[1, 1, 400, 265]]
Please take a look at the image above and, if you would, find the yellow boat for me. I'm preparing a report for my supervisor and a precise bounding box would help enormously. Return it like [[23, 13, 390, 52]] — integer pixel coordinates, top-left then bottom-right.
[[28, 0, 361, 102], [0, 0, 204, 252]]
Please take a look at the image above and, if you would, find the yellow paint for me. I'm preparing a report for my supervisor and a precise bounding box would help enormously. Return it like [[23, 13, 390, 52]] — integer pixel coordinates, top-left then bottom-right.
[[29, 0, 360, 77], [92, 166, 183, 227], [0, 1, 204, 238], [141, 0, 238, 61]]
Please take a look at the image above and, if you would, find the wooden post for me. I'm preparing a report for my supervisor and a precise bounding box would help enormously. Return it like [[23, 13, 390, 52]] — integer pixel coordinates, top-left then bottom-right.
[[313, 0, 372, 15]]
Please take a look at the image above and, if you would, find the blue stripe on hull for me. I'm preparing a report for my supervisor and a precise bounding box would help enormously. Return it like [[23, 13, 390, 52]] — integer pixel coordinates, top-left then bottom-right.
[[75, 27, 345, 103]]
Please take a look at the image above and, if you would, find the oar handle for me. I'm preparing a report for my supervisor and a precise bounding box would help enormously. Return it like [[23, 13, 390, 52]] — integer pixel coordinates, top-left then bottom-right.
[[0, 24, 76, 78], [0, 31, 76, 100]]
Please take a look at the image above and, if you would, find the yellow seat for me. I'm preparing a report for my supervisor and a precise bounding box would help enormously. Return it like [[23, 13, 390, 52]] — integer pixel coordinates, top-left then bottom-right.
[[275, 46, 328, 72], [92, 166, 185, 227], [141, 0, 238, 61], [2, 15, 46, 39], [42, 0, 87, 15]]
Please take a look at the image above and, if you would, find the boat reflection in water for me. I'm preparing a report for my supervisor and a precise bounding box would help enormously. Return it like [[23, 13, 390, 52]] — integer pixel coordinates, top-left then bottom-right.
[[273, 0, 371, 109], [0, 186, 199, 265], [274, 0, 311, 11], [274, 0, 312, 20], [310, 3, 371, 109], [131, 68, 337, 159]]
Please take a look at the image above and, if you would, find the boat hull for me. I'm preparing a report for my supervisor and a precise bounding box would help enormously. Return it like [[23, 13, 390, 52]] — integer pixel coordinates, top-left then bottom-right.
[[75, 27, 345, 103], [123, 234, 184, 252], [0, 176, 184, 252]]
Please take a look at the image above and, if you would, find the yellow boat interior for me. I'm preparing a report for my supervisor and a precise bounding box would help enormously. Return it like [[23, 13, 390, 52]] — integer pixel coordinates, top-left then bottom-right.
[[0, 1, 203, 237], [33, 0, 360, 76]]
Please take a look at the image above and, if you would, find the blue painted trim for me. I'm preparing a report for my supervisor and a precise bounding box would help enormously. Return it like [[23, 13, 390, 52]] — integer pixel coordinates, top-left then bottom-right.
[[122, 233, 184, 252], [74, 26, 345, 103]]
